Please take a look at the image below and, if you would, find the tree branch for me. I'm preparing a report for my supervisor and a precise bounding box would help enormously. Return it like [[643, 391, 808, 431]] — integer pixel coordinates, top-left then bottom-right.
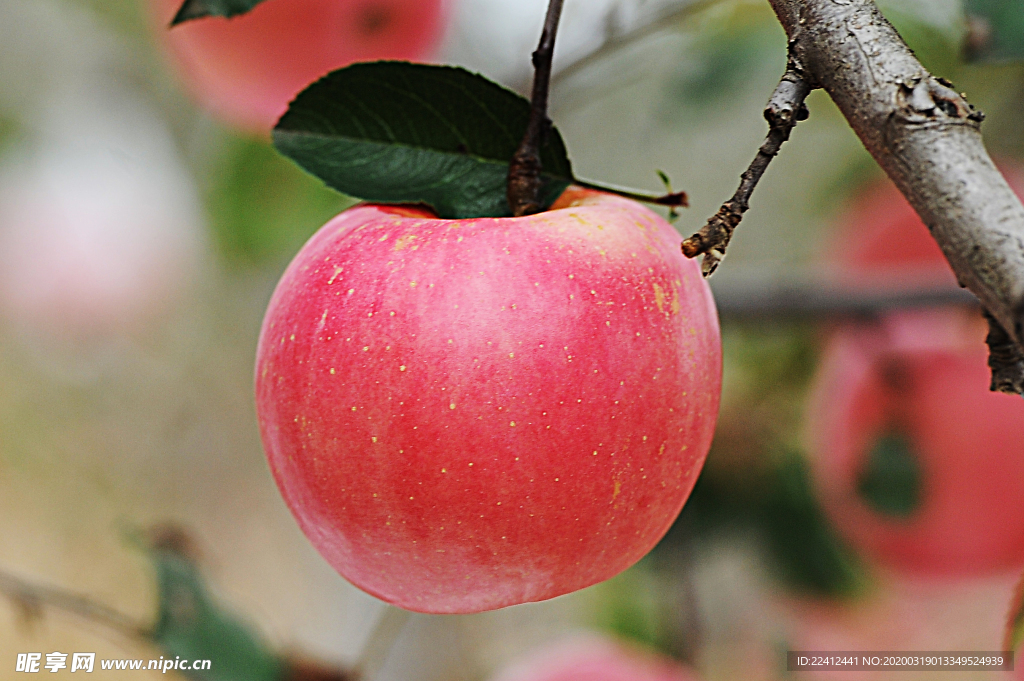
[[507, 0, 565, 217], [984, 310, 1024, 394], [0, 566, 149, 640], [681, 56, 814, 276], [766, 0, 1024, 393], [552, 0, 718, 87], [710, 278, 978, 321]]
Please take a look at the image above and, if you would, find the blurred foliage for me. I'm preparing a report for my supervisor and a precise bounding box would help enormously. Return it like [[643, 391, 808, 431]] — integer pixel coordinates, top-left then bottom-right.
[[657, 323, 863, 598], [1006, 571, 1024, 653], [660, 4, 785, 121], [0, 113, 19, 155], [75, 0, 151, 37], [965, 0, 1024, 63], [857, 430, 921, 518], [206, 134, 355, 266], [808, 142, 881, 218], [878, 5, 964, 78], [762, 453, 863, 596], [146, 542, 286, 681], [591, 559, 665, 653]]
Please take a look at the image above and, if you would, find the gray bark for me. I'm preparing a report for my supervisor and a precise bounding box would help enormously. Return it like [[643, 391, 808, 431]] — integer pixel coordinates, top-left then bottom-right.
[[767, 0, 1024, 357]]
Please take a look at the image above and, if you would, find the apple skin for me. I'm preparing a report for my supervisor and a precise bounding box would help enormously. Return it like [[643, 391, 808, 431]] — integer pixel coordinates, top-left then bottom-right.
[[490, 636, 701, 681], [155, 0, 448, 132], [254, 187, 721, 613]]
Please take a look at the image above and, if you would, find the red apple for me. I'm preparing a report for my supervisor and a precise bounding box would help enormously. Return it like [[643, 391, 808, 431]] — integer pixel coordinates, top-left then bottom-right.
[[154, 0, 449, 132], [254, 187, 721, 613], [807, 165, 1024, 575], [490, 636, 701, 681], [809, 309, 1024, 574]]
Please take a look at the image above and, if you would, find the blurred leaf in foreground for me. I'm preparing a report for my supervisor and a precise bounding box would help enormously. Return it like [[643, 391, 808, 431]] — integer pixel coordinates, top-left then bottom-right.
[[141, 526, 352, 681], [146, 534, 284, 681]]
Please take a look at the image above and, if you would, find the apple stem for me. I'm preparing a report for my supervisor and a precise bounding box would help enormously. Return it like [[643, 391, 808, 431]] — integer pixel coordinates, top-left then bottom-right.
[[681, 54, 815, 277], [507, 0, 565, 217]]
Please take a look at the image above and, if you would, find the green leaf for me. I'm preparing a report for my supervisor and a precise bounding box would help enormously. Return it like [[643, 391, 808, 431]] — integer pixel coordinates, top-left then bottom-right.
[[857, 429, 922, 518], [965, 0, 1024, 63], [655, 170, 680, 223], [272, 62, 574, 219], [148, 549, 285, 681], [171, 0, 268, 24]]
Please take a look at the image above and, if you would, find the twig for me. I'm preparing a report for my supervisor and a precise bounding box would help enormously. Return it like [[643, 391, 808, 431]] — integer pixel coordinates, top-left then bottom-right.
[[767, 0, 1024, 394], [681, 56, 814, 276], [507, 0, 565, 217], [0, 567, 149, 640], [984, 310, 1024, 395], [552, 0, 719, 87]]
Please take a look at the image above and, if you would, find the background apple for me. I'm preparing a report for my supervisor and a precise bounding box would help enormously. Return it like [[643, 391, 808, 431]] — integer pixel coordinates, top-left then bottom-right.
[[808, 310, 1024, 574], [0, 94, 204, 349], [806, 167, 1024, 576], [490, 635, 701, 681], [154, 0, 449, 132], [255, 187, 721, 613], [821, 162, 1024, 289]]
